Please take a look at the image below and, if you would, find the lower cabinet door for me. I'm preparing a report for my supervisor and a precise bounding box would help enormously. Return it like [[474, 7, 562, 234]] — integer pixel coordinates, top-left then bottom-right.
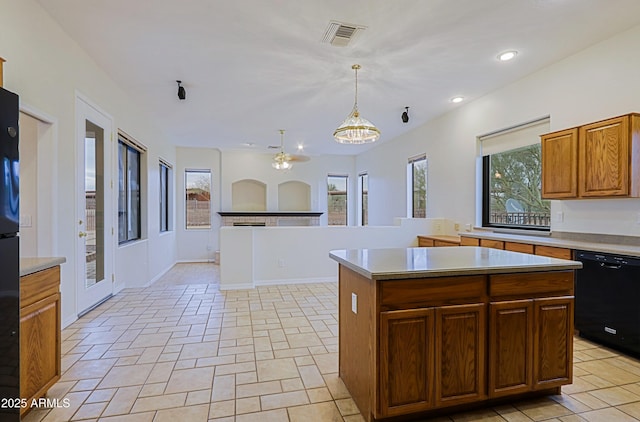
[[533, 296, 574, 389], [21, 293, 61, 409], [489, 300, 534, 397], [379, 308, 435, 417], [435, 303, 486, 406]]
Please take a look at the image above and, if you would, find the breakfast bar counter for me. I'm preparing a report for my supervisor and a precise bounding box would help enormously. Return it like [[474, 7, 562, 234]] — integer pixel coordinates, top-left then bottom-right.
[[329, 247, 582, 421]]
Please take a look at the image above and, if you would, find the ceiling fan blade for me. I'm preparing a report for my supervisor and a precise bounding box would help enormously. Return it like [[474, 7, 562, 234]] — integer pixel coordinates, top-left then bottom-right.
[[290, 154, 311, 162]]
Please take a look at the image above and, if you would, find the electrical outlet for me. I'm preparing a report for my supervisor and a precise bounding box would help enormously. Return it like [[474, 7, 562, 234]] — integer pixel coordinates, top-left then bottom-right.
[[351, 293, 357, 314], [278, 258, 285, 268], [434, 222, 442, 233], [465, 223, 472, 231], [454, 223, 460, 232], [556, 212, 564, 223]]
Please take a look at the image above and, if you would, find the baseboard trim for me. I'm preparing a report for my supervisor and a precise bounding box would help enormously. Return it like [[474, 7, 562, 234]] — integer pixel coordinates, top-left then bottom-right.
[[219, 282, 254, 290], [176, 259, 217, 264], [254, 277, 337, 286], [62, 315, 78, 329], [144, 263, 176, 287]]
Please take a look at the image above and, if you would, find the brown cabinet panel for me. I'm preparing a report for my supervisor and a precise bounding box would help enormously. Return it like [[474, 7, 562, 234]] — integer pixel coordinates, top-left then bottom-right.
[[20, 292, 61, 408], [418, 237, 435, 247], [541, 129, 578, 199], [435, 303, 486, 406], [535, 245, 572, 260], [579, 116, 629, 197], [504, 242, 534, 254], [380, 309, 435, 416], [381, 276, 486, 310], [434, 240, 457, 247], [460, 237, 480, 246], [490, 271, 574, 299], [533, 297, 573, 389], [489, 300, 534, 397], [480, 239, 504, 250]]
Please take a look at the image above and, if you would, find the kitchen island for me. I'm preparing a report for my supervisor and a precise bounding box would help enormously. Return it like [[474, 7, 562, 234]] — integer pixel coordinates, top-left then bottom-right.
[[329, 247, 582, 421]]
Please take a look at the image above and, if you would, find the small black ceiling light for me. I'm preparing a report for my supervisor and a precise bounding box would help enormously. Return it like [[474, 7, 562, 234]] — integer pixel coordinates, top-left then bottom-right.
[[401, 106, 409, 123], [176, 80, 186, 100]]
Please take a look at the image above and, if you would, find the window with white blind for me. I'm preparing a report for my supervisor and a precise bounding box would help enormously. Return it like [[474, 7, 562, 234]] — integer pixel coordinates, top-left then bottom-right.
[[480, 117, 551, 230]]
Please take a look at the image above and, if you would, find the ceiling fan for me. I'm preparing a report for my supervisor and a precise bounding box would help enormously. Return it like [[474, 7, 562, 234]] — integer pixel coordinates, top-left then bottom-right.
[[269, 130, 310, 170]]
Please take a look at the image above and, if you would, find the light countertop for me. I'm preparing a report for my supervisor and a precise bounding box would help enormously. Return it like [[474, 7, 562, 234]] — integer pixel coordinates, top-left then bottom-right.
[[329, 246, 582, 280], [20, 257, 66, 277], [460, 231, 640, 257]]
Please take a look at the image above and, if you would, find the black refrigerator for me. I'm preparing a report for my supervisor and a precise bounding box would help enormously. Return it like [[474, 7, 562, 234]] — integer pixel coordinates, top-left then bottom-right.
[[0, 87, 20, 421]]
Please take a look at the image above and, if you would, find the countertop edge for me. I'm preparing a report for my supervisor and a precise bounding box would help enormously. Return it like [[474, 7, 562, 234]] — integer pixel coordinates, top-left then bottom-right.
[[459, 231, 640, 257], [329, 249, 581, 281], [20, 257, 66, 277]]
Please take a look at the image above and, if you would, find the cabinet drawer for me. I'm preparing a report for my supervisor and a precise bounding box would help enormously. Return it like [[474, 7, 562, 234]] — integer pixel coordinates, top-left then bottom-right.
[[434, 240, 458, 247], [490, 271, 574, 299], [480, 239, 504, 250], [381, 276, 486, 309], [418, 237, 435, 247], [504, 242, 534, 254], [535, 245, 572, 260], [460, 237, 480, 246], [21, 267, 60, 308]]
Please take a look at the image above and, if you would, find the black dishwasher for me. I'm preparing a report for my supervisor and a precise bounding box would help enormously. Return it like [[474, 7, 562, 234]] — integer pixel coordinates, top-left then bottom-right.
[[575, 250, 640, 356]]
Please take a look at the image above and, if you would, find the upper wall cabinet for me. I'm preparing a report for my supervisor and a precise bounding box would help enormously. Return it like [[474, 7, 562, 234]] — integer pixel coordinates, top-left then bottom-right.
[[541, 113, 640, 199], [541, 128, 578, 198]]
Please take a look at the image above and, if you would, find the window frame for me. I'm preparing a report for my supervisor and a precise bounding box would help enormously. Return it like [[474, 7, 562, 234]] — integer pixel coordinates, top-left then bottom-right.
[[327, 174, 348, 226], [358, 172, 368, 226], [185, 169, 212, 230], [159, 160, 172, 233], [408, 155, 427, 218], [118, 139, 142, 244]]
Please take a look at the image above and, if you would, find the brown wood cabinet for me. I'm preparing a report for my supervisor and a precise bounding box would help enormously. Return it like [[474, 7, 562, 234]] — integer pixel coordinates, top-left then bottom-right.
[[417, 235, 461, 247], [505, 242, 535, 254], [541, 113, 640, 199], [20, 266, 62, 416], [480, 239, 504, 250], [380, 308, 434, 416], [541, 128, 578, 199], [460, 236, 479, 246], [339, 263, 574, 421]]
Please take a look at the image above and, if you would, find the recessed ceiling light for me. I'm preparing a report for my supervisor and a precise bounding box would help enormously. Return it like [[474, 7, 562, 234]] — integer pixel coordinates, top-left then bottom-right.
[[450, 96, 464, 103], [241, 142, 255, 147], [498, 50, 518, 61], [297, 144, 304, 151]]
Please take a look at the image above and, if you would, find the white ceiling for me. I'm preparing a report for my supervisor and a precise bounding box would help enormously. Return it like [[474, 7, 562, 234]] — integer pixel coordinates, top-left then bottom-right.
[[37, 0, 640, 156]]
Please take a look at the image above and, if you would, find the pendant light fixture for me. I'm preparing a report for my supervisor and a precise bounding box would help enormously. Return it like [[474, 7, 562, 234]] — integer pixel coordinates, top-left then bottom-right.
[[272, 129, 293, 170], [333, 64, 380, 144]]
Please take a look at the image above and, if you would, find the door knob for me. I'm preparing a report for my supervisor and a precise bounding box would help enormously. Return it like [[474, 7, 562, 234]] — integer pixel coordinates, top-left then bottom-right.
[[79, 231, 87, 238]]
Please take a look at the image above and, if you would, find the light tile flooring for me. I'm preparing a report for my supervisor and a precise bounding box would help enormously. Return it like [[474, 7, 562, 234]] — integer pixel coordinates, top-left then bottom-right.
[[22, 263, 640, 422]]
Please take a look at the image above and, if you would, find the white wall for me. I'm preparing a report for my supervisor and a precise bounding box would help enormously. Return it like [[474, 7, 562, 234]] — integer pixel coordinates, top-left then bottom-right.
[[1, 0, 177, 323], [220, 218, 450, 289], [220, 150, 357, 224], [358, 24, 640, 237], [18, 112, 38, 257]]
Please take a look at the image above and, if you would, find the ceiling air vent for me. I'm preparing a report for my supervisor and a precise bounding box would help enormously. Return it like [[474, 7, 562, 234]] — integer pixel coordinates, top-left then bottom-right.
[[322, 21, 366, 47]]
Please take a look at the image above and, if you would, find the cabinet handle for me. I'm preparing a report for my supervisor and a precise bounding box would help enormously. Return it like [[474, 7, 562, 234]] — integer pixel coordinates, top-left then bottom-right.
[[78, 231, 87, 238]]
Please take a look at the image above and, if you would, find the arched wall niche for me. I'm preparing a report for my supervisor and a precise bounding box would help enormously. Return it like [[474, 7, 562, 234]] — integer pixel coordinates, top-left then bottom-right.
[[278, 180, 311, 211], [232, 179, 267, 211]]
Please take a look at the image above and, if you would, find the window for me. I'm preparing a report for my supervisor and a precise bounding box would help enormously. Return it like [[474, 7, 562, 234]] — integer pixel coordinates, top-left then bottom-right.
[[358, 173, 368, 226], [327, 175, 348, 226], [118, 139, 141, 244], [481, 118, 550, 230], [185, 169, 211, 229], [159, 160, 172, 232], [408, 155, 427, 218]]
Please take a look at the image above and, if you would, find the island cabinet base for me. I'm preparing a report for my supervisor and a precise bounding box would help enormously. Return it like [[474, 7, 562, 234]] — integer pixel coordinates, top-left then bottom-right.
[[338, 265, 574, 422]]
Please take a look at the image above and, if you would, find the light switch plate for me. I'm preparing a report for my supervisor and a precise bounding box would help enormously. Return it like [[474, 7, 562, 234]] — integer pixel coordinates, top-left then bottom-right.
[[351, 293, 357, 314]]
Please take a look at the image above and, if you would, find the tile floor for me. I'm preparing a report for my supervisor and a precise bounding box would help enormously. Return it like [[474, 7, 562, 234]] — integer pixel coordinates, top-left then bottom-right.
[[22, 263, 640, 422]]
